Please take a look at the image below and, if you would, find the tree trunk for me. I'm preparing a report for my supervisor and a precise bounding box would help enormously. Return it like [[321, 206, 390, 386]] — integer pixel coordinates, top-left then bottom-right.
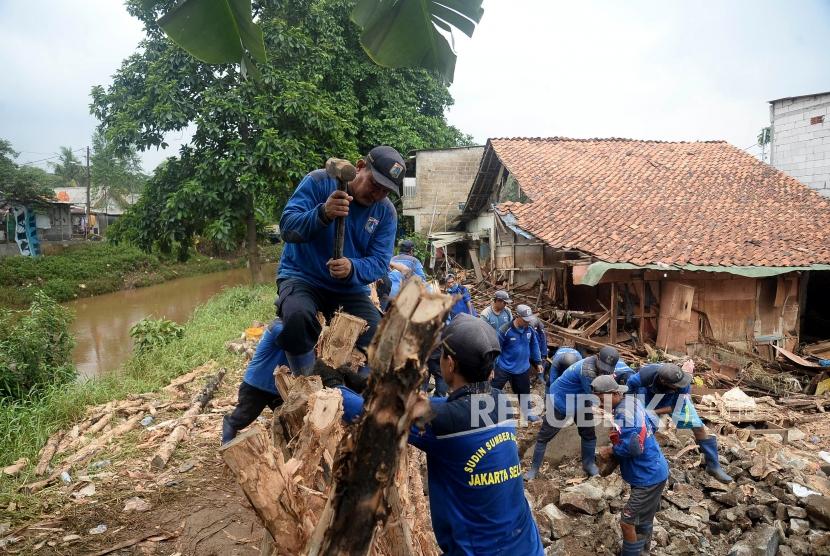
[[317, 311, 367, 369], [246, 192, 260, 283], [305, 280, 452, 556], [35, 429, 65, 476]]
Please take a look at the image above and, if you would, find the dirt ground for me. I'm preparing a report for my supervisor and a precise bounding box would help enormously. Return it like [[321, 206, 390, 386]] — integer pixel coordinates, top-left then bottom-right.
[[2, 364, 269, 555]]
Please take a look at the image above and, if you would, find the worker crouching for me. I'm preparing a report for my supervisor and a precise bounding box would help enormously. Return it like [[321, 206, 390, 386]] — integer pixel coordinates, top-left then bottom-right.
[[593, 375, 668, 556]]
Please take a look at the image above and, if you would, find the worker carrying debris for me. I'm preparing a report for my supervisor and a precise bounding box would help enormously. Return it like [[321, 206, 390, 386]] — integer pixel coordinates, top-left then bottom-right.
[[445, 273, 476, 318], [275, 146, 405, 376], [479, 290, 512, 331], [221, 320, 287, 444], [492, 304, 543, 422], [524, 345, 620, 480], [625, 363, 733, 483], [592, 375, 668, 556], [339, 314, 544, 555]]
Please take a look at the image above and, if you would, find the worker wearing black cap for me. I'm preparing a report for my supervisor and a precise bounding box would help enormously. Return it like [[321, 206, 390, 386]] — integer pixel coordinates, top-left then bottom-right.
[[627, 363, 733, 483], [524, 345, 620, 480], [338, 314, 544, 555], [276, 146, 404, 377]]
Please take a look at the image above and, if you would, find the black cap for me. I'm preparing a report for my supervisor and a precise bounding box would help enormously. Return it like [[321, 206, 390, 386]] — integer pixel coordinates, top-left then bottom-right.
[[657, 363, 692, 388], [399, 239, 415, 253], [596, 345, 620, 374], [366, 146, 406, 195], [441, 314, 500, 370]]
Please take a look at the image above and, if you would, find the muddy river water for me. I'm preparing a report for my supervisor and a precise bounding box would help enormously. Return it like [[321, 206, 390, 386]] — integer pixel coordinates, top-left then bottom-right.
[[67, 264, 277, 378]]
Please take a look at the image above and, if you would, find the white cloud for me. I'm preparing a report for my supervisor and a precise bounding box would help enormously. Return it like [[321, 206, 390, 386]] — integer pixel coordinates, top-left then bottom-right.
[[1, 0, 828, 173]]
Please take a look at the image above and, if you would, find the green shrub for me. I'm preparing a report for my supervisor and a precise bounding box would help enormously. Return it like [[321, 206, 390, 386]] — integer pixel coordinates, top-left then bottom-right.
[[129, 317, 185, 353], [0, 292, 75, 400]]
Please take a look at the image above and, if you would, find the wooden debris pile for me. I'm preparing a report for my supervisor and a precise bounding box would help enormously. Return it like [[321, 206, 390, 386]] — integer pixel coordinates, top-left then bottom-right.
[[221, 279, 452, 556]]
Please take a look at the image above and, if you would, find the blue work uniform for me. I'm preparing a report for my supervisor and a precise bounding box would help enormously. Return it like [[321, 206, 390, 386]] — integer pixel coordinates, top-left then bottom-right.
[[610, 396, 669, 487], [495, 322, 542, 374], [479, 306, 512, 332], [447, 283, 475, 318], [278, 169, 397, 295], [549, 347, 583, 381], [339, 384, 544, 556], [531, 322, 549, 359], [550, 357, 604, 416], [613, 359, 636, 385], [243, 322, 289, 394], [626, 364, 690, 411], [391, 253, 427, 281]]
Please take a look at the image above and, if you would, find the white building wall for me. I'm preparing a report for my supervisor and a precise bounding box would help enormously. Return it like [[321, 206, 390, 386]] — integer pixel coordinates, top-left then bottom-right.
[[770, 93, 830, 197]]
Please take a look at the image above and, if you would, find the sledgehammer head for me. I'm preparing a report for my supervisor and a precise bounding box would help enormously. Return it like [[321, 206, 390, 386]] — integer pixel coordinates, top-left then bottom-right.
[[325, 158, 357, 183]]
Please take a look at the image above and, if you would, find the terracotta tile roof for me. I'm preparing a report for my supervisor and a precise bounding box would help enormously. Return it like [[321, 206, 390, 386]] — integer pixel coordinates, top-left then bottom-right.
[[489, 137, 830, 267]]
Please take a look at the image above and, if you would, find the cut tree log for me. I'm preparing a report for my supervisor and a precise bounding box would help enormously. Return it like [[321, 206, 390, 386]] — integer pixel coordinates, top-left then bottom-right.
[[271, 374, 323, 451], [3, 457, 28, 476], [35, 429, 64, 476], [306, 280, 452, 556], [221, 425, 311, 555], [150, 367, 226, 470], [58, 412, 112, 455], [317, 312, 367, 369], [163, 360, 217, 394]]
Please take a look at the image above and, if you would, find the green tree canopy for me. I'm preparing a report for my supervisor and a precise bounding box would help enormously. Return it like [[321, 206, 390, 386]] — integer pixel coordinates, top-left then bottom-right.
[[90, 130, 146, 212], [49, 146, 86, 188], [0, 139, 57, 206], [94, 0, 472, 264]]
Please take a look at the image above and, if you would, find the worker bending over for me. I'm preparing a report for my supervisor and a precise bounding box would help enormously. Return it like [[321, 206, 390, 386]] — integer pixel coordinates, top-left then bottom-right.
[[276, 146, 404, 376], [593, 375, 668, 556], [221, 320, 287, 444], [524, 345, 620, 480], [492, 304, 543, 423], [626, 363, 732, 483], [547, 346, 582, 387], [339, 315, 544, 555], [390, 239, 427, 281], [445, 273, 475, 318]]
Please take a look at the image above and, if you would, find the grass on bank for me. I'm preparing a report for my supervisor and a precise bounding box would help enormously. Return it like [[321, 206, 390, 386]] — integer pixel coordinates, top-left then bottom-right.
[[0, 242, 247, 308], [0, 285, 275, 511]]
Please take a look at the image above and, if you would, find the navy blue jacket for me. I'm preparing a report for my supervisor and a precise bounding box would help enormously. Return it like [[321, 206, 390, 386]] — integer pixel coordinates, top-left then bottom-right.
[[339, 384, 544, 555], [610, 396, 669, 487], [495, 322, 541, 374], [550, 356, 603, 415], [531, 322, 548, 359], [278, 169, 397, 294], [242, 322, 288, 395], [550, 347, 582, 380]]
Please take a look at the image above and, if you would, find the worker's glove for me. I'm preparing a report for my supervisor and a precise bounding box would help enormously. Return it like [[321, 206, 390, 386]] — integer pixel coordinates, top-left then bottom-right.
[[343, 370, 368, 394], [312, 363, 345, 388], [609, 424, 621, 446]]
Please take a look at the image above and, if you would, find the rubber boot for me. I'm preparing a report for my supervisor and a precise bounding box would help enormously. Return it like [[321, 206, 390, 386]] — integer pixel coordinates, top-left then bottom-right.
[[221, 417, 237, 445], [636, 525, 653, 555], [697, 436, 733, 483], [581, 438, 600, 477], [621, 539, 646, 556], [523, 441, 548, 481], [286, 350, 316, 377]]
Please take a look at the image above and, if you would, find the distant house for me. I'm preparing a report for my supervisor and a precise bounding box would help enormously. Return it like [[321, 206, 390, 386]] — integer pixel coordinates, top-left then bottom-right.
[[402, 146, 484, 235], [769, 91, 830, 197], [457, 137, 830, 358], [53, 186, 138, 236]]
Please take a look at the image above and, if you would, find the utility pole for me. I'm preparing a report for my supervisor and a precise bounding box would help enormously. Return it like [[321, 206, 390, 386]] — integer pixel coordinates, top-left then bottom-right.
[[85, 146, 91, 238]]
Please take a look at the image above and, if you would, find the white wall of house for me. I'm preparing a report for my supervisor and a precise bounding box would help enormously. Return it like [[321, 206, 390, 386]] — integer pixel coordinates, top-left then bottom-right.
[[403, 146, 484, 234], [769, 92, 830, 197]]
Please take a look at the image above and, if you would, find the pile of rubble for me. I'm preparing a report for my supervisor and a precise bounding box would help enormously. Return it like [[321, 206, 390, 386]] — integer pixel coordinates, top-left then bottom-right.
[[522, 418, 830, 555]]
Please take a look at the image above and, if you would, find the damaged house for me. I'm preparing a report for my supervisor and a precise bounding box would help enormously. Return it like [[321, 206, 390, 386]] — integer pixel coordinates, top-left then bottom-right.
[[458, 137, 830, 360]]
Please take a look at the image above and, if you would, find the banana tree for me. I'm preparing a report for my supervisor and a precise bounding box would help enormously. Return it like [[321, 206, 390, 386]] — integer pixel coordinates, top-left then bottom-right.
[[148, 0, 484, 82]]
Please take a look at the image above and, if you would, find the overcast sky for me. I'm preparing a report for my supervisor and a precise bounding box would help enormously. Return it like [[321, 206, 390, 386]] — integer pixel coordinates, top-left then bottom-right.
[[2, 0, 829, 173]]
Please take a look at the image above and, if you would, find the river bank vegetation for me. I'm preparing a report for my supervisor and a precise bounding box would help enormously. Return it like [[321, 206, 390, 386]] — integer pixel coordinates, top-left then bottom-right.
[[0, 285, 273, 506], [0, 242, 281, 308]]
